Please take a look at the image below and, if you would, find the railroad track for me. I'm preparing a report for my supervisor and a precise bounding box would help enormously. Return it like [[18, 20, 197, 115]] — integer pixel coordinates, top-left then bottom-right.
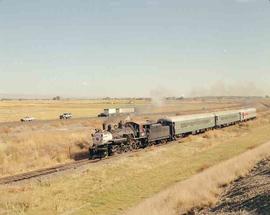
[[0, 159, 100, 185], [0, 143, 168, 185]]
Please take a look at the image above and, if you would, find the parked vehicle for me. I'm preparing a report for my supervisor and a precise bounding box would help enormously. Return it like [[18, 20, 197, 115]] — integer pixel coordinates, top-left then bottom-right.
[[98, 113, 108, 117], [98, 108, 116, 117], [89, 108, 257, 159], [59, 113, 72, 120], [21, 116, 35, 122]]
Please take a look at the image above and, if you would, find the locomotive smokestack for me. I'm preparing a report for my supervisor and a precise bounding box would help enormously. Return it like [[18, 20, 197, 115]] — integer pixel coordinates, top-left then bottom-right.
[[118, 121, 123, 129], [108, 124, 112, 132]]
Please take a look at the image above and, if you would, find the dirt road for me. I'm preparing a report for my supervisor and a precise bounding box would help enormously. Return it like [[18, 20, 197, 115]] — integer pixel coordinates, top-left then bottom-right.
[[197, 158, 270, 215]]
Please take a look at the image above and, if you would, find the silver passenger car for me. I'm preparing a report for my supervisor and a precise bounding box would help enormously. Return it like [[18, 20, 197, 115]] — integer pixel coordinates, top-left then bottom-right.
[[158, 113, 216, 137], [215, 110, 241, 127]]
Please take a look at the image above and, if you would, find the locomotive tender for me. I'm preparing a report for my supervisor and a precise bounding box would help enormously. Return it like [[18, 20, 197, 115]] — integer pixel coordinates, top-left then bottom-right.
[[89, 108, 256, 159]]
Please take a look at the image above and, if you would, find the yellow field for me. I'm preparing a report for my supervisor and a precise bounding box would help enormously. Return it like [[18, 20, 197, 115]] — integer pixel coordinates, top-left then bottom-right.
[[0, 98, 245, 122], [1, 110, 270, 215], [0, 99, 142, 122]]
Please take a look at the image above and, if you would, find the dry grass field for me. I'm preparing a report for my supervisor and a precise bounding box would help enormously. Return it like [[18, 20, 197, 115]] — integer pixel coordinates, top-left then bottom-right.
[[0, 117, 107, 176], [0, 98, 250, 176], [0, 105, 270, 215]]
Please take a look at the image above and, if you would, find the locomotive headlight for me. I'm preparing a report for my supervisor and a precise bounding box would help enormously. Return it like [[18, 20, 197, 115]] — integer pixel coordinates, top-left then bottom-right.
[[93, 132, 113, 146], [93, 133, 102, 145]]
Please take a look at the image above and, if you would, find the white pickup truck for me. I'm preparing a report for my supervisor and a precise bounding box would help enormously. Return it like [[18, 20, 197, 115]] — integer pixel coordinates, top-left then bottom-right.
[[59, 113, 72, 120], [21, 116, 35, 122]]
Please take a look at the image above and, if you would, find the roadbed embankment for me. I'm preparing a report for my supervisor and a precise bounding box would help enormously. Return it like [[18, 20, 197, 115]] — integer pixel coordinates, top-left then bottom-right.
[[197, 158, 270, 215]]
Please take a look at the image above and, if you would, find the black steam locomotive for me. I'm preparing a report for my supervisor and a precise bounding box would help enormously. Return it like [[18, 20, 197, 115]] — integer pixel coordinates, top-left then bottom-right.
[[89, 121, 171, 159]]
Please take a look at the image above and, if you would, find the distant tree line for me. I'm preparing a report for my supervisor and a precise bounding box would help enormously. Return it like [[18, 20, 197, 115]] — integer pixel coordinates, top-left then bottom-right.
[[165, 97, 184, 100], [52, 96, 61, 100]]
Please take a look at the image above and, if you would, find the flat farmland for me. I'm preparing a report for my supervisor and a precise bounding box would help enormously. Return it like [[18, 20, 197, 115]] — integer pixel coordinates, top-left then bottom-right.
[[0, 99, 139, 123], [0, 98, 246, 123]]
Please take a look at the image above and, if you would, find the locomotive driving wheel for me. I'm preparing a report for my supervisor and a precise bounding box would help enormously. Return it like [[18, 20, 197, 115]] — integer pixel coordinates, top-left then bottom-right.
[[130, 139, 140, 150]]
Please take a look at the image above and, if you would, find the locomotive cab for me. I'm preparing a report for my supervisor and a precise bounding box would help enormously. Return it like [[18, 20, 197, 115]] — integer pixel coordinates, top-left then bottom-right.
[[124, 121, 146, 138]]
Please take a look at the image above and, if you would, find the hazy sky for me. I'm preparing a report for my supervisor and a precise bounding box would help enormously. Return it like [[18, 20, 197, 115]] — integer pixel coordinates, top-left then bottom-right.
[[0, 0, 269, 98]]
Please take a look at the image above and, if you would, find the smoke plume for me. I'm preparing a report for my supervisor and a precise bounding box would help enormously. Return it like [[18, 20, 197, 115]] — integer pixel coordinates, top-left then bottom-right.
[[189, 81, 265, 97]]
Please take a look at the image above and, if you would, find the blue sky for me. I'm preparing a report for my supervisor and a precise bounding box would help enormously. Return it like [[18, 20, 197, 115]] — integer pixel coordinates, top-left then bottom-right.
[[0, 0, 269, 97]]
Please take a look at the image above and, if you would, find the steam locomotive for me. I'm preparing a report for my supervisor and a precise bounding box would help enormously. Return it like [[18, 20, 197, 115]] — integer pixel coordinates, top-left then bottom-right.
[[90, 121, 171, 159], [89, 108, 256, 159]]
